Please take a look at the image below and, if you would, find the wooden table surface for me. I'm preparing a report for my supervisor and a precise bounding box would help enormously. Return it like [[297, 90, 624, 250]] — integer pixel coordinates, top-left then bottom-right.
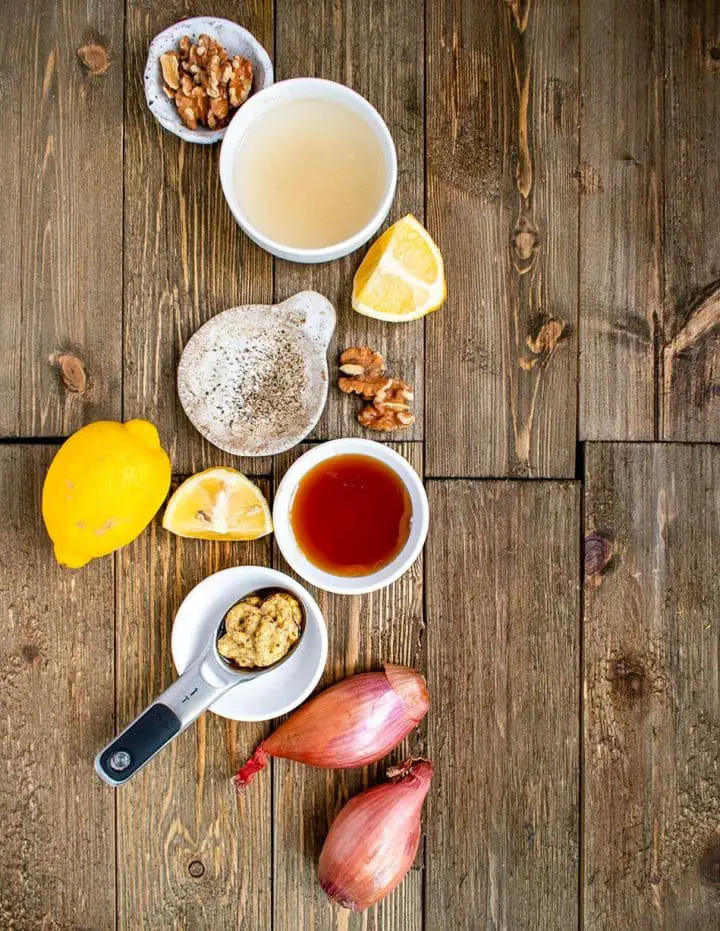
[[1, 1, 719, 928]]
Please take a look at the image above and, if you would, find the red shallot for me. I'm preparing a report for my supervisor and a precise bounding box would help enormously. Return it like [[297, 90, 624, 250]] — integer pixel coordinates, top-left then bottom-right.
[[232, 664, 429, 790], [318, 757, 433, 910]]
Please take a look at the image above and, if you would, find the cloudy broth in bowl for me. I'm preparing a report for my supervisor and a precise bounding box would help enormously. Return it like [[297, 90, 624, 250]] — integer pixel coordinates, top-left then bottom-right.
[[233, 98, 387, 249]]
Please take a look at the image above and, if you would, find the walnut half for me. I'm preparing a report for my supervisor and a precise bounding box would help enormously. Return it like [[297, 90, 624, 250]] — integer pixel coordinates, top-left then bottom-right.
[[358, 378, 415, 431], [159, 51, 180, 90], [338, 346, 388, 399], [359, 404, 415, 432]]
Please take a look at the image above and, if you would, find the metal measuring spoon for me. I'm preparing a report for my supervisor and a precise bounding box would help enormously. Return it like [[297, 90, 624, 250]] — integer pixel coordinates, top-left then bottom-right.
[[95, 590, 304, 787]]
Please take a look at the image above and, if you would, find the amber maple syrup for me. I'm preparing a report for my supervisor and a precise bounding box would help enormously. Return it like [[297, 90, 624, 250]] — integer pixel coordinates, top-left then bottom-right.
[[290, 454, 412, 576]]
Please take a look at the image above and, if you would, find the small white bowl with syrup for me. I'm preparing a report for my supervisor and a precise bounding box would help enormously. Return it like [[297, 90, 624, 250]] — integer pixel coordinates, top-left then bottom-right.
[[273, 439, 429, 595], [219, 78, 397, 263]]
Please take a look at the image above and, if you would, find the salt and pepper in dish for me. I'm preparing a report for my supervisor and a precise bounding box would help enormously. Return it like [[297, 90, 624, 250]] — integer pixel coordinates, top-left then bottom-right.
[[177, 291, 336, 457]]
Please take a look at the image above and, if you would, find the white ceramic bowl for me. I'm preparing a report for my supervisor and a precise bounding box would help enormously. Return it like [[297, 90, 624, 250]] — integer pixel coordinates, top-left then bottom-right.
[[273, 439, 429, 595], [219, 78, 398, 263], [171, 567, 327, 721], [144, 16, 273, 144]]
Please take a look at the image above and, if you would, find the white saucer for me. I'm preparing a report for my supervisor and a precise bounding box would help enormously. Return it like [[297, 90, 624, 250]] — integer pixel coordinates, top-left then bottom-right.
[[171, 566, 327, 721]]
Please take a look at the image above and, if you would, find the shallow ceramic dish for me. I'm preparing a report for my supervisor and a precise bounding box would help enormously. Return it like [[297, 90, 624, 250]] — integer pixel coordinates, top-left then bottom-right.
[[177, 290, 336, 456], [219, 78, 397, 262], [144, 16, 273, 144], [171, 566, 328, 721], [273, 438, 429, 595]]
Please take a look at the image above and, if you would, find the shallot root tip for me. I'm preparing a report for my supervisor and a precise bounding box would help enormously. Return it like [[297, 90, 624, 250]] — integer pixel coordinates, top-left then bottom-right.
[[386, 757, 434, 783], [320, 877, 359, 911], [232, 745, 268, 792]]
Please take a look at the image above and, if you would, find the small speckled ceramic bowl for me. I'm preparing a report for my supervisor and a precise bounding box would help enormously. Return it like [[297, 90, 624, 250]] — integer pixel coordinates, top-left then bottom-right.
[[144, 16, 273, 144]]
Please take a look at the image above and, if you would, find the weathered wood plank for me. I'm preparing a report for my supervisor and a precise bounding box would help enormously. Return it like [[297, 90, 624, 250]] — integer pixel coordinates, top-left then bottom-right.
[[425, 480, 580, 928], [578, 0, 658, 441], [123, 1, 273, 473], [274, 0, 425, 441], [0, 446, 115, 928], [0, 0, 123, 436], [115, 481, 273, 931], [272, 443, 424, 931], [662, 2, 720, 440], [425, 0, 579, 477], [583, 443, 720, 929]]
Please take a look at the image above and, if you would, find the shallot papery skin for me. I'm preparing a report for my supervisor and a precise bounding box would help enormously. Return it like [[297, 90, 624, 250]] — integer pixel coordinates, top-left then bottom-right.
[[318, 758, 433, 911], [232, 664, 429, 790]]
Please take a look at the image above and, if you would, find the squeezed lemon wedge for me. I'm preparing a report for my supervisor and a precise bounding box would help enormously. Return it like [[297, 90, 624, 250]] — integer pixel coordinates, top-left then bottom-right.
[[162, 467, 272, 541], [352, 215, 446, 322]]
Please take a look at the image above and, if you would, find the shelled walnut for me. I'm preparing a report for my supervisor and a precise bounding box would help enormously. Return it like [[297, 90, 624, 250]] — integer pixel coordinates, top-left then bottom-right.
[[160, 34, 253, 130], [338, 346, 388, 399], [338, 347, 415, 432], [358, 401, 415, 432]]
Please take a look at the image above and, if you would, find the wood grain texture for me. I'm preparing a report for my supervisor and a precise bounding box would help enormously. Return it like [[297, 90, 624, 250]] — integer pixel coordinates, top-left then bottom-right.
[[0, 446, 115, 929], [425, 0, 579, 477], [583, 443, 720, 929], [578, 0, 658, 441], [272, 443, 424, 931], [661, 1, 720, 440], [0, 0, 123, 436], [123, 0, 273, 473], [425, 480, 580, 929], [115, 481, 273, 931], [274, 0, 425, 441]]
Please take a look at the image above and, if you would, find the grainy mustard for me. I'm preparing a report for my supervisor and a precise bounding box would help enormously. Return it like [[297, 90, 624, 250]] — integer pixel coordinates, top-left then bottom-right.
[[217, 591, 302, 668]]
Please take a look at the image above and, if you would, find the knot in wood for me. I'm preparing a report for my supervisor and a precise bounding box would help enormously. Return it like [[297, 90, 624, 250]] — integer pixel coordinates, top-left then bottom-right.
[[515, 230, 536, 260], [584, 532, 613, 580], [609, 657, 647, 700], [188, 859, 205, 879], [699, 840, 720, 884], [78, 43, 110, 76], [21, 644, 40, 664], [511, 219, 539, 273], [50, 351, 87, 394]]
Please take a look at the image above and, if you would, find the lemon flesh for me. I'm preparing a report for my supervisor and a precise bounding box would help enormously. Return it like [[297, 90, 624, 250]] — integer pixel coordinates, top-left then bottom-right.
[[352, 214, 447, 322], [42, 419, 172, 568], [162, 468, 272, 541]]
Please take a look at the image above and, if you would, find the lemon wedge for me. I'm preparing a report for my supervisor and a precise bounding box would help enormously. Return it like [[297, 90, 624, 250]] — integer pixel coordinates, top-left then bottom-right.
[[162, 467, 272, 541], [352, 215, 446, 322]]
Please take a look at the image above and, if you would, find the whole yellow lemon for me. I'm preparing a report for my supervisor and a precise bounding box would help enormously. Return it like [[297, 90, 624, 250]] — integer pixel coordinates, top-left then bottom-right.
[[42, 419, 172, 568]]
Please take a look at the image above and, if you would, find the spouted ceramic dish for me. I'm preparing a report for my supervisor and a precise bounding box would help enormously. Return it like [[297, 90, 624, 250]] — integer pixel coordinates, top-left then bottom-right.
[[177, 291, 336, 456]]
